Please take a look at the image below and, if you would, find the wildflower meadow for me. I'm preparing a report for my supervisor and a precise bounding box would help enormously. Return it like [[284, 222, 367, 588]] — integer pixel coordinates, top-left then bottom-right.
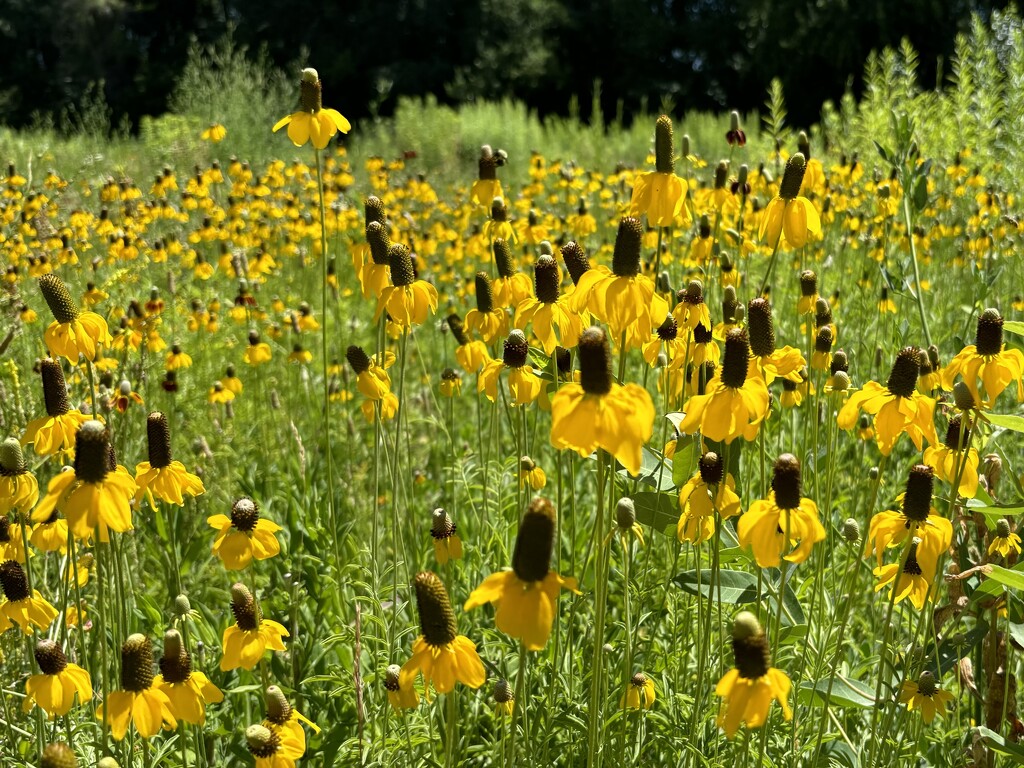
[[2, 8, 1024, 768]]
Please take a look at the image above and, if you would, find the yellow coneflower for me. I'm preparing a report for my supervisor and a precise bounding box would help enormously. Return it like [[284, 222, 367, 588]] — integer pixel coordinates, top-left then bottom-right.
[[39, 743, 79, 768], [110, 379, 144, 413], [738, 454, 825, 567], [483, 197, 516, 244], [208, 382, 234, 405], [758, 153, 821, 249], [201, 123, 227, 143], [464, 498, 579, 650], [262, 685, 319, 758], [355, 201, 392, 298], [796, 270, 819, 316], [431, 508, 463, 566], [447, 315, 491, 374], [272, 69, 351, 150], [747, 298, 805, 384], [677, 452, 742, 545], [346, 345, 398, 421], [471, 145, 507, 207], [21, 359, 89, 458], [37, 274, 112, 363], [465, 272, 508, 343], [491, 239, 533, 310], [97, 634, 177, 740], [375, 244, 438, 329], [867, 465, 952, 570], [0, 438, 39, 516], [32, 421, 136, 542], [677, 328, 770, 444], [899, 671, 954, 724], [630, 116, 689, 227], [244, 330, 274, 365], [134, 412, 205, 508], [515, 254, 583, 355], [439, 368, 462, 398], [941, 308, 1024, 407], [518, 455, 547, 490], [493, 678, 515, 717], [401, 571, 486, 695], [715, 612, 792, 738], [23, 639, 92, 718], [384, 664, 419, 712], [153, 629, 223, 726], [549, 326, 655, 476], [220, 583, 289, 672], [923, 414, 979, 498], [809, 326, 833, 372], [165, 344, 193, 371], [620, 672, 657, 710], [673, 280, 711, 333], [575, 217, 668, 347], [208, 498, 283, 571], [479, 330, 543, 406], [988, 518, 1022, 558], [873, 538, 934, 609], [246, 721, 304, 768], [837, 347, 938, 456]]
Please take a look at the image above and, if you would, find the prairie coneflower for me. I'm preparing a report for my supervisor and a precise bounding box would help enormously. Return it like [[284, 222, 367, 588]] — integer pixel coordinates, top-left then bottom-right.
[[478, 331, 543, 406], [375, 244, 438, 329], [923, 414, 979, 498], [111, 379, 144, 413], [97, 634, 177, 740], [384, 664, 419, 712], [346, 345, 399, 422], [244, 331, 273, 365], [246, 721, 304, 768], [493, 678, 515, 716], [439, 368, 462, 398], [165, 344, 193, 371], [153, 629, 224, 726], [715, 612, 792, 738], [941, 308, 1024, 407], [261, 685, 319, 761], [747, 299, 805, 384], [483, 197, 516, 244], [220, 583, 289, 672], [797, 271, 818, 316], [400, 571, 486, 695], [357, 217, 392, 299], [514, 255, 583, 354], [989, 518, 1022, 558], [677, 328, 770, 444], [447, 314, 490, 374], [32, 421, 136, 541], [873, 538, 934, 609], [575, 217, 668, 347], [39, 743, 79, 768], [837, 347, 938, 456], [1, 438, 39, 516], [471, 145, 507, 207], [758, 153, 821, 249], [867, 465, 953, 571], [491, 239, 533, 310], [629, 116, 689, 227], [899, 671, 954, 724], [738, 455, 825, 567], [672, 280, 711, 333], [465, 272, 508, 343], [431, 508, 463, 566], [201, 123, 226, 142], [549, 327, 655, 476], [21, 359, 89, 457], [208, 498, 283, 571], [464, 498, 580, 650], [677, 452, 743, 545], [0, 560, 56, 633], [518, 455, 547, 490], [23, 639, 92, 717], [134, 413, 205, 507], [272, 68, 351, 150], [620, 672, 656, 710], [37, 274, 112, 363]]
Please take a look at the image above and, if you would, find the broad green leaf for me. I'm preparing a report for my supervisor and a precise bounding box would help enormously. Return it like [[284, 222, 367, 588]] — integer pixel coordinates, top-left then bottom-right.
[[673, 569, 758, 604], [633, 491, 677, 534], [987, 563, 1024, 591], [1004, 320, 1024, 336], [925, 622, 988, 677], [985, 412, 1024, 433], [912, 175, 928, 211], [798, 675, 875, 709], [976, 726, 1024, 759]]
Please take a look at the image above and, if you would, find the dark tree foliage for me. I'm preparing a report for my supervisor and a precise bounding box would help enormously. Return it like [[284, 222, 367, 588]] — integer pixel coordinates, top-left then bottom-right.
[[0, 0, 1007, 132]]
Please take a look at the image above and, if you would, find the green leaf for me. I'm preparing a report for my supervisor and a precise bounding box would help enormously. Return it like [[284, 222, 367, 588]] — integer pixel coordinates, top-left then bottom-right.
[[925, 622, 988, 677], [963, 500, 1024, 527], [617, 446, 673, 490], [873, 140, 893, 165], [984, 413, 1024, 433], [798, 675, 875, 709], [976, 726, 1024, 759], [673, 569, 759, 604], [987, 563, 1024, 592], [671, 434, 697, 489], [1004, 320, 1024, 336], [632, 491, 677, 534], [912, 174, 928, 211]]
